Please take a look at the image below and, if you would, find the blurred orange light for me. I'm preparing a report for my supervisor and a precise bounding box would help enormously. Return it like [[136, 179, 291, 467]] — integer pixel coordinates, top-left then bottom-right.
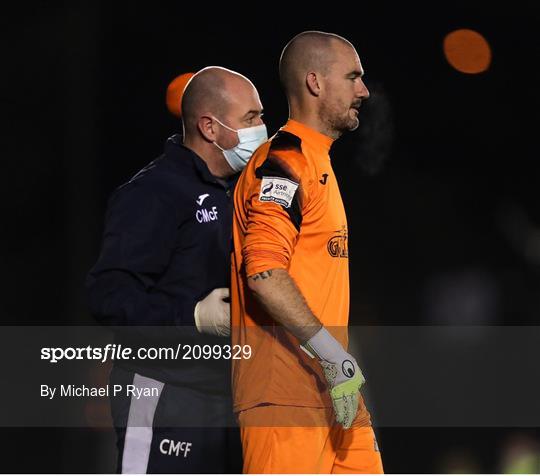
[[166, 72, 196, 118], [443, 29, 491, 74]]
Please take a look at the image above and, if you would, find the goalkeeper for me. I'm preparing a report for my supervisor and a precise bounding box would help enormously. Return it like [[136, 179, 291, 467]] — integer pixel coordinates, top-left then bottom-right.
[[230, 31, 383, 473]]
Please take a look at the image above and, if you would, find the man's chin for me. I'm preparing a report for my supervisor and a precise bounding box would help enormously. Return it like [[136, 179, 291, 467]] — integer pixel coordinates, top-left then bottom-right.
[[332, 116, 359, 134], [347, 118, 360, 132]]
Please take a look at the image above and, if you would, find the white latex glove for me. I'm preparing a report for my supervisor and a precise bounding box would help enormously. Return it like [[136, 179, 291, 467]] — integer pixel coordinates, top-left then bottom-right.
[[194, 288, 231, 337]]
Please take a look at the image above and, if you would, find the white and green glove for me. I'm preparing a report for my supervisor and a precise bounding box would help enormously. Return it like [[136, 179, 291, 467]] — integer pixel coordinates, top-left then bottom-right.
[[302, 327, 365, 429]]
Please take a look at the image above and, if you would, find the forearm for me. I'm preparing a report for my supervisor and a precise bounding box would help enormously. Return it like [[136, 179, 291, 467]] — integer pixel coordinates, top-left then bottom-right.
[[247, 268, 321, 342]]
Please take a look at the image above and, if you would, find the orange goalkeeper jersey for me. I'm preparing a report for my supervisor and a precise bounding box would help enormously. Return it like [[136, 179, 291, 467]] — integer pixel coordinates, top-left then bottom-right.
[[231, 119, 369, 423]]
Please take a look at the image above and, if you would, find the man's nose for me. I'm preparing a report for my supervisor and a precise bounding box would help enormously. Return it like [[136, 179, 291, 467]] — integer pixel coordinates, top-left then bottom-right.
[[357, 80, 370, 100]]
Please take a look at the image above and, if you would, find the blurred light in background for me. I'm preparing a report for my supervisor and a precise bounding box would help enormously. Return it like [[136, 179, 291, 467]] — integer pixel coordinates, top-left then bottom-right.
[[500, 433, 540, 474], [84, 360, 113, 427], [423, 269, 499, 325], [438, 448, 481, 473], [443, 29, 492, 74], [166, 72, 195, 117]]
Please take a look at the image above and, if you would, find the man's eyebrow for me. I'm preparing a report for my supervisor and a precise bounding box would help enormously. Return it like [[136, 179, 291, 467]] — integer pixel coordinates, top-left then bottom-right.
[[348, 70, 364, 78]]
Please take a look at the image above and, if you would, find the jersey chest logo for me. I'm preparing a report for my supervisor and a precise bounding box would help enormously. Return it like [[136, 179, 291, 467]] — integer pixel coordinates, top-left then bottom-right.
[[327, 226, 348, 258]]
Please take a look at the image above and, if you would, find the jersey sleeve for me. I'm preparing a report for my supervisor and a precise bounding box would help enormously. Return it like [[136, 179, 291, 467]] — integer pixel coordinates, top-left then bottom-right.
[[242, 132, 314, 277]]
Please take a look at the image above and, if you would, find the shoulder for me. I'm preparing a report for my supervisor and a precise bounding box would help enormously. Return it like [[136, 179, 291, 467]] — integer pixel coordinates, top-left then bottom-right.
[[240, 131, 315, 214], [255, 130, 313, 184], [110, 156, 185, 210]]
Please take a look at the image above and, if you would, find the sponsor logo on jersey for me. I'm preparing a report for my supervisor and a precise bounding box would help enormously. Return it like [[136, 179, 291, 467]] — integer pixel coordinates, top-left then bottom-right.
[[259, 176, 299, 209], [262, 182, 273, 194], [327, 226, 348, 258], [159, 439, 192, 458], [319, 173, 329, 185]]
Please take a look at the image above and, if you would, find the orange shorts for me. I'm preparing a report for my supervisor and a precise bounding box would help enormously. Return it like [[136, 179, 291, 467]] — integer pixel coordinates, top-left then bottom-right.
[[238, 405, 384, 474]]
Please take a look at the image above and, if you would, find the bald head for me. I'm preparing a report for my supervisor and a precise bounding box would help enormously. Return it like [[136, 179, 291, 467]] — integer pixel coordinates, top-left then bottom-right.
[[181, 66, 255, 136], [279, 31, 354, 97]]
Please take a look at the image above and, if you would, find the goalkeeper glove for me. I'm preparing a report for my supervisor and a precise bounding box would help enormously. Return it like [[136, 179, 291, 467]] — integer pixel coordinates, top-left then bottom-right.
[[302, 326, 365, 429], [194, 288, 230, 337]]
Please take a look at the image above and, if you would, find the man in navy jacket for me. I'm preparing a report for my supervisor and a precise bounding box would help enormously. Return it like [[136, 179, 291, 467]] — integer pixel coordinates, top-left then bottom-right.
[[86, 67, 266, 473]]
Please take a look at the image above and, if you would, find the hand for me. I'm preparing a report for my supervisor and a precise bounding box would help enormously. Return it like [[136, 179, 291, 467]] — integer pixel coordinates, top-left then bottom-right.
[[194, 288, 230, 337], [302, 327, 365, 429]]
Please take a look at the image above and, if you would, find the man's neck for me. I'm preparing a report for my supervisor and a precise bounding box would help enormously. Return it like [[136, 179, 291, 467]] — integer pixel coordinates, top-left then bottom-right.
[[289, 108, 340, 140], [183, 138, 231, 179]]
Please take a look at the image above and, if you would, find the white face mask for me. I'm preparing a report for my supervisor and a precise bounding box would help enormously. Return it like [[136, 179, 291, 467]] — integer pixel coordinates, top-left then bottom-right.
[[212, 117, 268, 172]]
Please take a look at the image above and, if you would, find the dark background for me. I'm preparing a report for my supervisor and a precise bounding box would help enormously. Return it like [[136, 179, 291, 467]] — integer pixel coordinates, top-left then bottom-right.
[[2, 1, 539, 472]]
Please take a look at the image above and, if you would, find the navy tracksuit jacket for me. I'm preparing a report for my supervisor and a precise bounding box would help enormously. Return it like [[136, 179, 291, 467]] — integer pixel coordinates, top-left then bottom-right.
[[86, 134, 242, 473]]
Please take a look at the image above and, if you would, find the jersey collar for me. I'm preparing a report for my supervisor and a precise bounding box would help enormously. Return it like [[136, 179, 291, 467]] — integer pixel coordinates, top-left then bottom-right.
[[282, 119, 334, 154]]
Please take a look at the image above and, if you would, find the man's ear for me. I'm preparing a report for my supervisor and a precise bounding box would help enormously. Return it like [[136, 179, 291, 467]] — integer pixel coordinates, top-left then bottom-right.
[[197, 114, 217, 142], [306, 72, 321, 97]]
